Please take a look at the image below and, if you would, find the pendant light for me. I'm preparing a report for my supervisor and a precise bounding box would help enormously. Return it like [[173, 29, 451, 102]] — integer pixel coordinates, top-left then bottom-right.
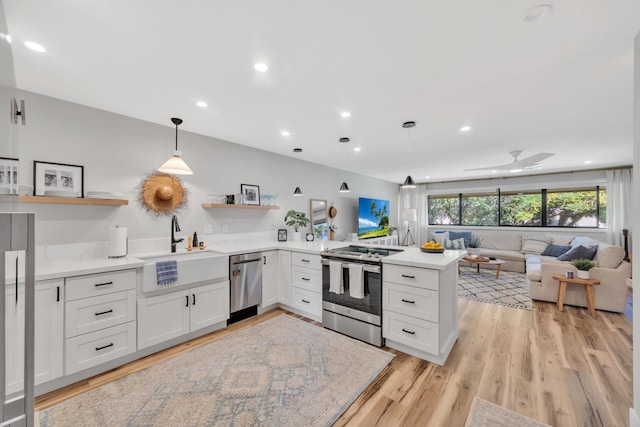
[[293, 186, 303, 196], [401, 121, 416, 188], [339, 137, 350, 193], [158, 117, 193, 175]]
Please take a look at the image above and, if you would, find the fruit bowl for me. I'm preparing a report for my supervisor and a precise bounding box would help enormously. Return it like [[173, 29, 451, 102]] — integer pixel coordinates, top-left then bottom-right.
[[420, 247, 445, 253]]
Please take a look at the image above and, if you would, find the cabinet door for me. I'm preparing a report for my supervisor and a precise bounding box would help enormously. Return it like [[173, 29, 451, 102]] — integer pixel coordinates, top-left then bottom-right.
[[277, 250, 292, 305], [5, 279, 64, 394], [262, 251, 278, 307], [190, 281, 229, 332], [137, 291, 189, 350]]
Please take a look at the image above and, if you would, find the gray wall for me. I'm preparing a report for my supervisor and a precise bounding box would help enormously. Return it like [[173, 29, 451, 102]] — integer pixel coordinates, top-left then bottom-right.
[[1, 90, 399, 245]]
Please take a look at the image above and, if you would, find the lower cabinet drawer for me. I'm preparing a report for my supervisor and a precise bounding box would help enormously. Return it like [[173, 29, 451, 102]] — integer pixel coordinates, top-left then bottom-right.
[[292, 267, 321, 292], [65, 290, 136, 338], [383, 311, 439, 354], [291, 287, 322, 317], [65, 322, 136, 375], [383, 282, 439, 322]]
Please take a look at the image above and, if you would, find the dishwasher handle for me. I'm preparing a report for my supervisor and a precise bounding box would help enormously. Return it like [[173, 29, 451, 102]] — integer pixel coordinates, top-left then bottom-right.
[[231, 258, 261, 266]]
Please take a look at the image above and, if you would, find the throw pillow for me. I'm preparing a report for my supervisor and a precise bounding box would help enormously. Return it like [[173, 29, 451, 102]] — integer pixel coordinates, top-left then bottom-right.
[[545, 233, 574, 246], [571, 236, 598, 249], [521, 235, 551, 255], [442, 237, 466, 250], [541, 244, 572, 257], [449, 231, 472, 246], [557, 245, 598, 261], [432, 231, 449, 244]]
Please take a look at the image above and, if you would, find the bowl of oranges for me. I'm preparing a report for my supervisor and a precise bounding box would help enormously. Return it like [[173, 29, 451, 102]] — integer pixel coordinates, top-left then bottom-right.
[[420, 241, 445, 253]]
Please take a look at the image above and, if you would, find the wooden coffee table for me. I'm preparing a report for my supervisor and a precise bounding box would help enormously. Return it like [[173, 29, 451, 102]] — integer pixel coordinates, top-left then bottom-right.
[[459, 257, 505, 279], [552, 274, 601, 317]]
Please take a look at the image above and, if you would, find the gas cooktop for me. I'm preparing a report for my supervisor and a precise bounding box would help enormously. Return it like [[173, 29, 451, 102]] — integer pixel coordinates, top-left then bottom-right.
[[321, 245, 403, 262]]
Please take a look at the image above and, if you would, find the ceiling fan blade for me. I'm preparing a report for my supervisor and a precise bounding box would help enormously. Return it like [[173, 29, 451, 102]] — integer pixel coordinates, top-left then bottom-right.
[[518, 152, 554, 167], [464, 152, 554, 172]]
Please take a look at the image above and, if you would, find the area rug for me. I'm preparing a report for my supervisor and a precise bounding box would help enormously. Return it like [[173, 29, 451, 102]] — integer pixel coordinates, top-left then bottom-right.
[[38, 315, 394, 427], [465, 396, 551, 426], [458, 266, 533, 310]]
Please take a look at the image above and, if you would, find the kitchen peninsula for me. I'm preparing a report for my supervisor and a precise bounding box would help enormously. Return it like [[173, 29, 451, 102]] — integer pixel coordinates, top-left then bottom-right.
[[6, 236, 463, 397]]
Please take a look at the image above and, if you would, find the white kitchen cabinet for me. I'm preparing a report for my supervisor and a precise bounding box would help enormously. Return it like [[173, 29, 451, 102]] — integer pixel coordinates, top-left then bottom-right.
[[5, 279, 64, 395], [65, 269, 137, 374], [138, 281, 229, 350], [290, 252, 322, 321], [382, 263, 458, 366], [261, 251, 278, 307], [277, 250, 292, 305]]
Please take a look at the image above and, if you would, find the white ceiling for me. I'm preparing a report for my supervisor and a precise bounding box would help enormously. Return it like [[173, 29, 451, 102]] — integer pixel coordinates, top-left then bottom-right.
[[3, 0, 639, 184]]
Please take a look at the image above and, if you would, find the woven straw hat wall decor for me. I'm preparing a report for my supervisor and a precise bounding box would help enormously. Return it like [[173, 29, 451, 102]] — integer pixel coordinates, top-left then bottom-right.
[[137, 171, 189, 216]]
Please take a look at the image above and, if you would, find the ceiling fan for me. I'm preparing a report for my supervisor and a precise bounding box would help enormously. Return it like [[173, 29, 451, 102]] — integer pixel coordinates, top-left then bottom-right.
[[464, 150, 554, 172]]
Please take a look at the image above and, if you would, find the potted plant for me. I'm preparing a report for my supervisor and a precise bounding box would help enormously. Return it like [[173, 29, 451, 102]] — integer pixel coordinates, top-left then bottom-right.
[[467, 236, 482, 257], [571, 258, 596, 279], [284, 210, 309, 241]]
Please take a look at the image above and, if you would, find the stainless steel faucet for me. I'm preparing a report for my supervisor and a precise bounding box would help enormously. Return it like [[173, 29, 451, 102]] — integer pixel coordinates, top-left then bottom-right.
[[171, 215, 183, 253]]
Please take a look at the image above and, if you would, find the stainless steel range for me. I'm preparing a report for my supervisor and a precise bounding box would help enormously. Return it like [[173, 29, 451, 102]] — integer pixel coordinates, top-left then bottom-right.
[[321, 245, 403, 346]]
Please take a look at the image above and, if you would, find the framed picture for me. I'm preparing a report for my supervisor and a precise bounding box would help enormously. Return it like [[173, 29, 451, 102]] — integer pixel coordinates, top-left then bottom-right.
[[34, 161, 84, 197], [0, 157, 19, 195], [240, 184, 260, 205]]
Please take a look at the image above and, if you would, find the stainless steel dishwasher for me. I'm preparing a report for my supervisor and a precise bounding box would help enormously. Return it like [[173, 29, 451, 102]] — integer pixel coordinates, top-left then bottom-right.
[[229, 252, 263, 323]]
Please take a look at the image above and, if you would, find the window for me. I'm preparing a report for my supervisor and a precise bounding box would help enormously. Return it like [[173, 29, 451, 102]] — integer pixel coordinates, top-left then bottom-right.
[[427, 186, 606, 228], [428, 195, 459, 225], [500, 191, 542, 226], [461, 193, 498, 226], [545, 188, 605, 227]]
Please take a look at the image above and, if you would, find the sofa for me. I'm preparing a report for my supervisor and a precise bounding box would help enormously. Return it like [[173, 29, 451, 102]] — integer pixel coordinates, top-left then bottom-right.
[[431, 230, 631, 312], [526, 237, 631, 313]]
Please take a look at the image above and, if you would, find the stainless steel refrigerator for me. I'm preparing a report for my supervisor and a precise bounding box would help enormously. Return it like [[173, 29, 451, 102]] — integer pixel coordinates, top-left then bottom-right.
[[1, 213, 35, 427]]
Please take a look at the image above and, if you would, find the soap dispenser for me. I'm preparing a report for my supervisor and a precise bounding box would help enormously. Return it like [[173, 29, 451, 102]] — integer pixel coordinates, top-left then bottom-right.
[[193, 232, 198, 248]]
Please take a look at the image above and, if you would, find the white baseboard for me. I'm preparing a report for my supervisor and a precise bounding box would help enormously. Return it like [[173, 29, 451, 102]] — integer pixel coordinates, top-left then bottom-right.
[[630, 408, 640, 427]]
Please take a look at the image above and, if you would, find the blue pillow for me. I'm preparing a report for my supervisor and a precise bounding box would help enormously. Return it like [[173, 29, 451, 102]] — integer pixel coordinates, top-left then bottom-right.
[[541, 244, 572, 257], [448, 231, 472, 246], [442, 237, 466, 250], [556, 245, 598, 261]]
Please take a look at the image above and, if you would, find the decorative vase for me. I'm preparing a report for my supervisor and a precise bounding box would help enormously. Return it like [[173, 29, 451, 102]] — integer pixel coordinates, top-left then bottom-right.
[[292, 231, 301, 241], [329, 230, 335, 241], [576, 270, 590, 279], [468, 248, 481, 257]]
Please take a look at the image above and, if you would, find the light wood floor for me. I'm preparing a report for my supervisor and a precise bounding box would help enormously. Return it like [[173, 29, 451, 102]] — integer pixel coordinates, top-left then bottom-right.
[[36, 299, 633, 426]]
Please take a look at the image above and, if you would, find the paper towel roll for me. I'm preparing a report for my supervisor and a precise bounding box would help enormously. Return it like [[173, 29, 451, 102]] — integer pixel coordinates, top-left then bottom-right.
[[108, 226, 127, 258]]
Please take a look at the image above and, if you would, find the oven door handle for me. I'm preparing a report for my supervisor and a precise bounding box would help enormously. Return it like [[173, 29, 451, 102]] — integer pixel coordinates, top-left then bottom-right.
[[321, 259, 380, 274]]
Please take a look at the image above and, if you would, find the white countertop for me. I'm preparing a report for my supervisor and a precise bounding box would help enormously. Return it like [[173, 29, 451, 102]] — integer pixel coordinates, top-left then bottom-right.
[[8, 239, 465, 283], [382, 247, 466, 270]]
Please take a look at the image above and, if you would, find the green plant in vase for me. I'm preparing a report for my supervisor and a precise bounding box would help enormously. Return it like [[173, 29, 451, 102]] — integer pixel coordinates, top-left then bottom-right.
[[570, 258, 596, 279], [284, 210, 309, 240]]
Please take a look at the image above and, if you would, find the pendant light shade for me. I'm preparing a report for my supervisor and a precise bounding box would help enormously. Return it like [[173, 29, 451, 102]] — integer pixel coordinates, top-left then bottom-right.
[[339, 182, 350, 193], [293, 186, 303, 196], [158, 118, 193, 175], [402, 175, 416, 188]]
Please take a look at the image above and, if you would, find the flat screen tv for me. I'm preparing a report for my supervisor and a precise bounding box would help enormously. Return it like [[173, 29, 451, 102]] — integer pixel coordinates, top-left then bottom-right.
[[358, 197, 390, 239]]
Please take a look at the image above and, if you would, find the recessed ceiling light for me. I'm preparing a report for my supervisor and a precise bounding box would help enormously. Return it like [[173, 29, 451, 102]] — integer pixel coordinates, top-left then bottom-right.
[[341, 111, 351, 118], [524, 4, 553, 23], [353, 147, 361, 152], [424, 176, 430, 179], [281, 131, 290, 136], [196, 101, 208, 108], [491, 170, 498, 174], [584, 160, 593, 164], [0, 33, 11, 43], [254, 63, 268, 72], [460, 126, 471, 132], [24, 40, 46, 53], [510, 169, 522, 173]]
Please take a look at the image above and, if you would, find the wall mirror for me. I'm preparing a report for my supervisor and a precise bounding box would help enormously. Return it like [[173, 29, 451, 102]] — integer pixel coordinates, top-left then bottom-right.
[[309, 199, 328, 240]]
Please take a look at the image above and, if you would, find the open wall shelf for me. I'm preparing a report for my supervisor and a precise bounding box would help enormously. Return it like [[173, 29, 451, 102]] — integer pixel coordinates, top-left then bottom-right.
[[0, 195, 129, 206], [202, 203, 279, 210]]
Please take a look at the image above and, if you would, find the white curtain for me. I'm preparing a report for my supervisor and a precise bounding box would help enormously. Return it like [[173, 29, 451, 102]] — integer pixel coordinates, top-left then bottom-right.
[[605, 168, 632, 246], [398, 185, 428, 245]]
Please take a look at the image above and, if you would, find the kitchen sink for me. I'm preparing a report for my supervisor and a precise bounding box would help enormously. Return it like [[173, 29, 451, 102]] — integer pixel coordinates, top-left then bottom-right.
[[138, 250, 229, 293]]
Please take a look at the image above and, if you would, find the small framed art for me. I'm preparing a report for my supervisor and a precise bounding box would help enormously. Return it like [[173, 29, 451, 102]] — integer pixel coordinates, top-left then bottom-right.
[[240, 184, 260, 205], [0, 157, 19, 195], [34, 161, 84, 197]]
